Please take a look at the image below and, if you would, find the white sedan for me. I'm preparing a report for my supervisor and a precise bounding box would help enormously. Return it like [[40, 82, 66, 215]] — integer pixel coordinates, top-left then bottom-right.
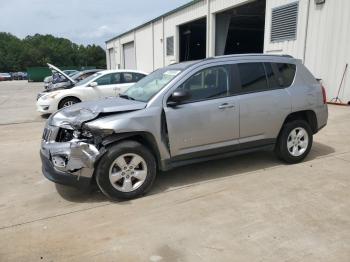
[[36, 66, 147, 114]]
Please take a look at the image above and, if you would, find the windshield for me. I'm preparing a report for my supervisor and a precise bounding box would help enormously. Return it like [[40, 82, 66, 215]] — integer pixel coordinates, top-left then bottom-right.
[[64, 70, 78, 76], [124, 68, 181, 102], [76, 72, 101, 86], [70, 72, 81, 79]]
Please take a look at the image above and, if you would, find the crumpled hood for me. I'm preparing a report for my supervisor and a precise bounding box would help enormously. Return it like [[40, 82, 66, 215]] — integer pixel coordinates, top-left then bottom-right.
[[50, 97, 147, 128]]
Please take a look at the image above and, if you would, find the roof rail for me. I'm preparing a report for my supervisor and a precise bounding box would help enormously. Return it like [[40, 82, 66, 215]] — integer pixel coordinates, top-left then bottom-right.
[[282, 54, 294, 58], [211, 53, 295, 59]]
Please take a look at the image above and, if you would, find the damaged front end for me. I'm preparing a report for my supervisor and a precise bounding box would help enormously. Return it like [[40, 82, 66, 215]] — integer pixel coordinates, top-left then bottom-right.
[[40, 97, 148, 188], [40, 122, 102, 189]]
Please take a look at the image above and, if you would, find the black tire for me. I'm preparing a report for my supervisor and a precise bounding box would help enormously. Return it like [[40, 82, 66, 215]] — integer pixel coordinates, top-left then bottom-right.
[[58, 97, 80, 109], [95, 140, 157, 200], [275, 120, 313, 164]]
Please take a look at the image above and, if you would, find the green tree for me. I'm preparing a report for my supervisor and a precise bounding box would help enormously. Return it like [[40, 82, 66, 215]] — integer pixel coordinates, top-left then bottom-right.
[[0, 33, 106, 72]]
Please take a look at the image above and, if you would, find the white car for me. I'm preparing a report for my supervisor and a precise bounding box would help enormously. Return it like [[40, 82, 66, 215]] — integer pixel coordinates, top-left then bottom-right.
[[36, 65, 147, 114]]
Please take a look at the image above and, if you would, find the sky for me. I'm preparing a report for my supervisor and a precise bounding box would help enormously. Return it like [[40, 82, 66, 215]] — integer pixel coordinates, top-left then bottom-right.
[[0, 0, 190, 47]]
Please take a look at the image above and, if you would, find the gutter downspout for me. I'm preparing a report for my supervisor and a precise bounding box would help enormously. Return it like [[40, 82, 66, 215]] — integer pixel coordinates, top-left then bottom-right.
[[119, 38, 122, 69], [152, 22, 155, 71], [133, 30, 137, 69], [162, 17, 165, 67], [206, 0, 210, 58], [303, 0, 311, 64]]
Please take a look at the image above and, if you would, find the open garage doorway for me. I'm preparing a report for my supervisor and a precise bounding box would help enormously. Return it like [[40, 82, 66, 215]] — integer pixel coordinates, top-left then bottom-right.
[[179, 17, 207, 62], [215, 0, 266, 56]]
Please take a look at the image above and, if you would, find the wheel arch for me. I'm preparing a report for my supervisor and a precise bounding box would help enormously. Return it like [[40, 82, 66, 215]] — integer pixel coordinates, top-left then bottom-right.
[[99, 132, 161, 170], [279, 110, 318, 137], [58, 96, 82, 109]]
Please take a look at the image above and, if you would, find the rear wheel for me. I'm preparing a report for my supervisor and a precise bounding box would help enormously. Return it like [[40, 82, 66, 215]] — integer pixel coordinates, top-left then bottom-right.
[[95, 141, 157, 200], [276, 120, 313, 163], [58, 97, 80, 109]]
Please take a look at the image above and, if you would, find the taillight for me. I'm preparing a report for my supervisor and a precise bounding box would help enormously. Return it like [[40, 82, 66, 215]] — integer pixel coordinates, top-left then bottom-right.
[[321, 85, 327, 104]]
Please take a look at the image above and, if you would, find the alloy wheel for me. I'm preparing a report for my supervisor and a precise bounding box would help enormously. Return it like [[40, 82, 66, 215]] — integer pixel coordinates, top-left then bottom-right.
[[287, 127, 309, 157], [108, 153, 148, 192]]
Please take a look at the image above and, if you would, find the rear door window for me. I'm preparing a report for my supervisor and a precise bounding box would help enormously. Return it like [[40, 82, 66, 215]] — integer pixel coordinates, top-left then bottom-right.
[[122, 72, 134, 83], [237, 63, 268, 93], [111, 73, 121, 84], [273, 63, 296, 87], [264, 63, 280, 89]]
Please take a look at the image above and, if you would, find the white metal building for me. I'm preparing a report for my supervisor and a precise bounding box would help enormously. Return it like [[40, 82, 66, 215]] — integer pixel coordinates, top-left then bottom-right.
[[106, 0, 350, 103]]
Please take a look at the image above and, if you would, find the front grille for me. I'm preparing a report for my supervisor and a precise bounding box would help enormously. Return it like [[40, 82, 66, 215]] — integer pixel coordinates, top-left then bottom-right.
[[42, 128, 52, 141], [56, 128, 74, 142]]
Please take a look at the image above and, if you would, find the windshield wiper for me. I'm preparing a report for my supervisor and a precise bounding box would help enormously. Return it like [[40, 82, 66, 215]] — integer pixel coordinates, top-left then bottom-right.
[[119, 94, 135, 100]]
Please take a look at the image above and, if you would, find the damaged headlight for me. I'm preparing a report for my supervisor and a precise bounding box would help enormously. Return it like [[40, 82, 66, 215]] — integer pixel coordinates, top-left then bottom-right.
[[81, 129, 94, 138], [82, 124, 114, 137], [70, 129, 93, 140]]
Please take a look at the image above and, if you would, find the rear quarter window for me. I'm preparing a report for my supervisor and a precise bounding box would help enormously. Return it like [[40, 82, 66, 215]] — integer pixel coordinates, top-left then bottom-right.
[[274, 63, 296, 87]]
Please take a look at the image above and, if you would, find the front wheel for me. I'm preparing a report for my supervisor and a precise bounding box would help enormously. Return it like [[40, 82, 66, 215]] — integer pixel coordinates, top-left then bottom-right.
[[275, 120, 313, 163], [95, 141, 157, 200]]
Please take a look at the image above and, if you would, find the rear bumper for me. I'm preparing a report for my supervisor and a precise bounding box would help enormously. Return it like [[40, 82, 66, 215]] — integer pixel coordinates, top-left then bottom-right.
[[316, 105, 328, 132], [41, 150, 92, 189]]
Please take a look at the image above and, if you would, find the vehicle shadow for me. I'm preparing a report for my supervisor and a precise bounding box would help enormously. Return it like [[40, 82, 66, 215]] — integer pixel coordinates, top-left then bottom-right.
[[55, 184, 107, 203], [55, 141, 335, 203], [151, 141, 335, 195]]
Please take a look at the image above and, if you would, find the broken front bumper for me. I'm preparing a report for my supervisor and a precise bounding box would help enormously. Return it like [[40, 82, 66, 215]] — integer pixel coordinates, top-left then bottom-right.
[[41, 151, 92, 189], [40, 125, 100, 189]]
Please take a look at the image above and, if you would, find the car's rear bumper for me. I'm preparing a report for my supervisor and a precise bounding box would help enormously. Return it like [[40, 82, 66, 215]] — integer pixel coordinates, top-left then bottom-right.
[[316, 104, 328, 132], [41, 150, 92, 189]]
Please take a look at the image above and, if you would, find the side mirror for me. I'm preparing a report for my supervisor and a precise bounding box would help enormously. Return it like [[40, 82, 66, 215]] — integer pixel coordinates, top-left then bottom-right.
[[167, 89, 191, 106], [89, 82, 98, 87]]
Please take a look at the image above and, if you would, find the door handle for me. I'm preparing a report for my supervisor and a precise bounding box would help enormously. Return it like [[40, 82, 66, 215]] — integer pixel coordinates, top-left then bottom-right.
[[218, 103, 235, 109]]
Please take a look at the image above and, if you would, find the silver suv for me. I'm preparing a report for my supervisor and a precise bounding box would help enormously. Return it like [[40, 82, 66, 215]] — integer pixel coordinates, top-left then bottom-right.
[[40, 54, 328, 200]]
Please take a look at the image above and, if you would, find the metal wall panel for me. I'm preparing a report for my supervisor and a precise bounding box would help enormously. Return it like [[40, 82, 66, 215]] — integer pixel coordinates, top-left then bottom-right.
[[135, 24, 154, 72], [108, 48, 116, 70], [304, 0, 350, 102], [153, 19, 164, 70], [265, 0, 350, 102]]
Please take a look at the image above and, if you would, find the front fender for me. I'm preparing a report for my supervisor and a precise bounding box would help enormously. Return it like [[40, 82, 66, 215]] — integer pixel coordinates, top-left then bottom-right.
[[100, 131, 162, 169]]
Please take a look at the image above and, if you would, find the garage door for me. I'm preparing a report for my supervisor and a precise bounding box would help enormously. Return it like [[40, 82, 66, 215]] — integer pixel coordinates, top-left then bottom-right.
[[123, 42, 136, 69]]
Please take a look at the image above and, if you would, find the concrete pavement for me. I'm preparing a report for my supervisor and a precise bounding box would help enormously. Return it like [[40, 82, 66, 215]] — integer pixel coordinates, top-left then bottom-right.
[[0, 81, 350, 261]]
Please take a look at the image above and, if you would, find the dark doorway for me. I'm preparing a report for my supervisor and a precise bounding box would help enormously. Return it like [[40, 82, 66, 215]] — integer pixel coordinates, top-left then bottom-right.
[[179, 17, 207, 62], [215, 0, 266, 56]]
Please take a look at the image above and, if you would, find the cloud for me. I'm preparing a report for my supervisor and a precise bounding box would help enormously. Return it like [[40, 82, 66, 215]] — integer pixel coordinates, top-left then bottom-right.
[[79, 25, 115, 39], [0, 0, 190, 46]]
